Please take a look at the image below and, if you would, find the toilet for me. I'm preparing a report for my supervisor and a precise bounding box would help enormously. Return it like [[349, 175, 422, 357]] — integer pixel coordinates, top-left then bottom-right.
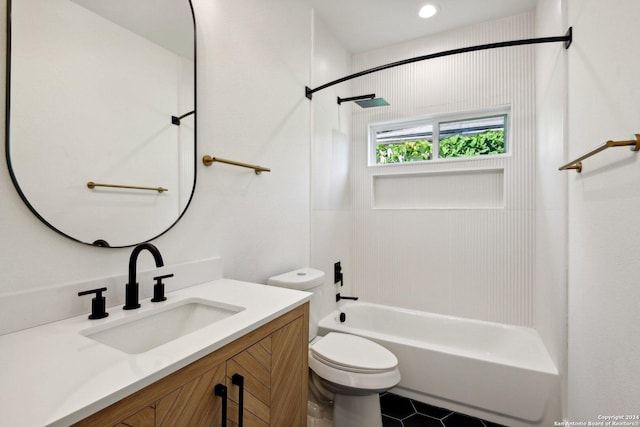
[[267, 268, 400, 427]]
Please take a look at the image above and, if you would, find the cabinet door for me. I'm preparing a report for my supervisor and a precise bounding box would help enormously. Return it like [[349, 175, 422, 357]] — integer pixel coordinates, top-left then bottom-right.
[[270, 316, 307, 427], [225, 315, 307, 427], [227, 336, 272, 427], [156, 362, 226, 427], [81, 362, 227, 427]]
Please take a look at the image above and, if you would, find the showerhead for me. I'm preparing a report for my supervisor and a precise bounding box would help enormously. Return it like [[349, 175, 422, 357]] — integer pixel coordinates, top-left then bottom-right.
[[354, 98, 390, 108], [337, 94, 390, 108]]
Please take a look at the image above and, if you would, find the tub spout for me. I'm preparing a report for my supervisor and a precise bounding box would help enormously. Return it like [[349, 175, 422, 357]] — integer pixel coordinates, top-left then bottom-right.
[[336, 293, 359, 302]]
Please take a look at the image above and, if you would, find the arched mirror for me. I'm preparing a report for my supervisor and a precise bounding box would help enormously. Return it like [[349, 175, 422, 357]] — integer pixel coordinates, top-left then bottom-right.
[[5, 0, 196, 247]]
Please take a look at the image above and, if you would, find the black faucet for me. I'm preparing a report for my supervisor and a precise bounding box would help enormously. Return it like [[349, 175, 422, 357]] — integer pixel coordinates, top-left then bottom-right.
[[123, 243, 165, 310], [336, 293, 359, 302]]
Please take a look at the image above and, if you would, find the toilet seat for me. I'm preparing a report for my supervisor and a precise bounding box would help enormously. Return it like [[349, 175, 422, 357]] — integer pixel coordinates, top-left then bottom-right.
[[311, 332, 398, 373], [309, 333, 401, 391]]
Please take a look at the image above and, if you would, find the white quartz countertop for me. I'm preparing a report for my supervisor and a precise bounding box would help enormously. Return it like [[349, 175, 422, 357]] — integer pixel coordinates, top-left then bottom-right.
[[0, 279, 310, 427]]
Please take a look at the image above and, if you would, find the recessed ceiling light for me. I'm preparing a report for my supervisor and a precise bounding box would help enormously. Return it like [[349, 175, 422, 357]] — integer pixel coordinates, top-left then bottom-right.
[[419, 4, 439, 19]]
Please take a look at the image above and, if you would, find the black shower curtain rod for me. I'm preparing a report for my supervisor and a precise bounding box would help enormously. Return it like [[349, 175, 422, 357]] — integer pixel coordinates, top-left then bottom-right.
[[305, 27, 573, 100], [171, 110, 195, 126]]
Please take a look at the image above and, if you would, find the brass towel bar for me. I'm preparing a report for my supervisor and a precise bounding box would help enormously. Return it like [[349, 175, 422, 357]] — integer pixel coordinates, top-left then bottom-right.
[[559, 134, 640, 173], [202, 155, 271, 175], [87, 182, 168, 193]]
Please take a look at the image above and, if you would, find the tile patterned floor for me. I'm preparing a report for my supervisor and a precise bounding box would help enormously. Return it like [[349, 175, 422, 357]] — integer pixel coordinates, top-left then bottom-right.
[[380, 393, 506, 427]]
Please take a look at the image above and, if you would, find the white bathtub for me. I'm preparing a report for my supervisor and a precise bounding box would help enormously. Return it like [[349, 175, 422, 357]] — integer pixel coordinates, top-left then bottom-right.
[[318, 301, 558, 425]]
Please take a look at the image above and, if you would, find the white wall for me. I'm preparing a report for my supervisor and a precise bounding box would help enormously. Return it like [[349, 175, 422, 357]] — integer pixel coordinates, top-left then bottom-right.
[[310, 11, 353, 320], [534, 0, 568, 421], [566, 0, 640, 419], [194, 0, 311, 282], [349, 13, 537, 327], [0, 0, 312, 324]]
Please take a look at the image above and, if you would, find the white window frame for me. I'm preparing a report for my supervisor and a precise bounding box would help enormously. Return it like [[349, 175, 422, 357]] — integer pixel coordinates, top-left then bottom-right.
[[368, 107, 511, 167]]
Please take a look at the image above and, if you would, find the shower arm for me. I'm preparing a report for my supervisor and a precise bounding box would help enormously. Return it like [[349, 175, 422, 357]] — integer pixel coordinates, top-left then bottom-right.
[[337, 94, 375, 105], [305, 28, 573, 100]]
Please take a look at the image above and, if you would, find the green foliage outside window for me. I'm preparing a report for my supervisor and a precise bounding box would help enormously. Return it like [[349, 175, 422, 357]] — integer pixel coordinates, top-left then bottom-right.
[[376, 139, 432, 164], [375, 130, 504, 164], [439, 130, 505, 159]]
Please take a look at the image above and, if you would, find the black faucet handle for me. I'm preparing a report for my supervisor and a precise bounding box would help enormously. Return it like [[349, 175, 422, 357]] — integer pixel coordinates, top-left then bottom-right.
[[151, 273, 174, 302], [78, 287, 109, 319]]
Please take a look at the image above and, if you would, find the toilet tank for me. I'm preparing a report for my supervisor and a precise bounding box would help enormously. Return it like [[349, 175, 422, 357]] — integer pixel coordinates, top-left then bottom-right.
[[267, 268, 325, 339]]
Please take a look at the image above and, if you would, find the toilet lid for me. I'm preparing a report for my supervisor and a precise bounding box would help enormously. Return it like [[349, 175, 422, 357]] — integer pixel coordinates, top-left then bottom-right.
[[310, 332, 398, 373]]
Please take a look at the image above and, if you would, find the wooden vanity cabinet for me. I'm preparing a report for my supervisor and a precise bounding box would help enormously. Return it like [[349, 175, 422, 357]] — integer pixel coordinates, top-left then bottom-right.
[[73, 303, 309, 427]]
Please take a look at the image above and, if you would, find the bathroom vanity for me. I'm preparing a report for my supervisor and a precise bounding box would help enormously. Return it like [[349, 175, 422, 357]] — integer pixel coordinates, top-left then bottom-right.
[[75, 303, 308, 426], [0, 279, 310, 427]]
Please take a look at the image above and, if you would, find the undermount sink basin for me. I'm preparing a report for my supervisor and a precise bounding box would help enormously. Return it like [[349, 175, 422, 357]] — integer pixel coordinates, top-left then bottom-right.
[[80, 298, 244, 354]]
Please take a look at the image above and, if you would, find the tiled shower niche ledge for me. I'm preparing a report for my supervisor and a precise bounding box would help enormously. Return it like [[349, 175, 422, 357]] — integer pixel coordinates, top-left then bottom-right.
[[372, 168, 504, 210]]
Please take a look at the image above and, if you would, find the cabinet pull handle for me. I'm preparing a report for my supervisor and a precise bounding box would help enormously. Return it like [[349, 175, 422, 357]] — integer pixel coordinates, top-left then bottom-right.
[[214, 384, 228, 427], [232, 374, 245, 427]]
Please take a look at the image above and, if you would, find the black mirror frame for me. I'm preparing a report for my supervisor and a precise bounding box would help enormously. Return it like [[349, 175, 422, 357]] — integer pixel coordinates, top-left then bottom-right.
[[4, 0, 197, 248]]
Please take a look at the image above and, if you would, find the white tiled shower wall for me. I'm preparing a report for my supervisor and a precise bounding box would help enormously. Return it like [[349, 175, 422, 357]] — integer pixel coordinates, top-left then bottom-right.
[[349, 13, 538, 327]]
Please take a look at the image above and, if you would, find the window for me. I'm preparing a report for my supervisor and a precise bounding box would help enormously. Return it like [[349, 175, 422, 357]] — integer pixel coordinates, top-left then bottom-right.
[[370, 111, 508, 166]]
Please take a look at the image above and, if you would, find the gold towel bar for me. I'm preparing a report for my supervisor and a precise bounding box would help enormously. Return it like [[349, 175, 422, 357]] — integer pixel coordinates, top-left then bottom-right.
[[87, 182, 168, 193], [202, 155, 271, 175], [559, 134, 640, 173]]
